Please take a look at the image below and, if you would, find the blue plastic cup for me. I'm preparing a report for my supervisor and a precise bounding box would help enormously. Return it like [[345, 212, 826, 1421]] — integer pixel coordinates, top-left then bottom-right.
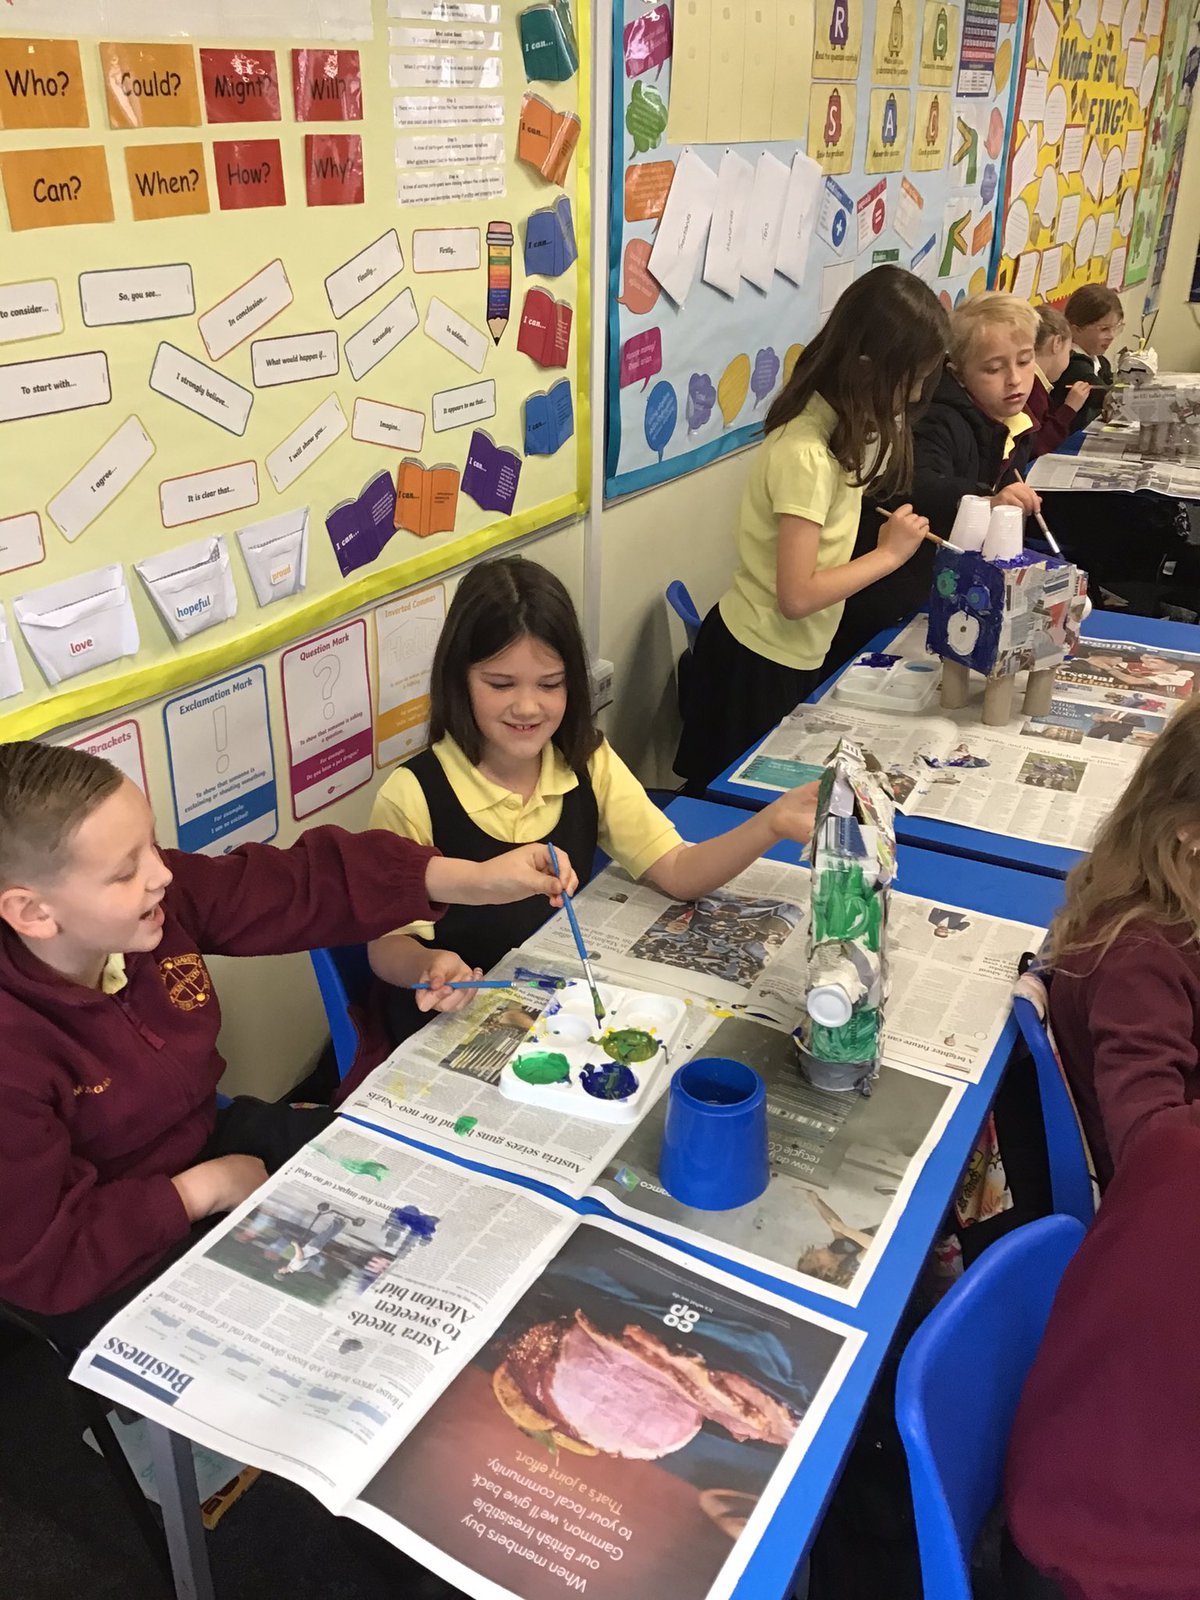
[[658, 1057, 769, 1211]]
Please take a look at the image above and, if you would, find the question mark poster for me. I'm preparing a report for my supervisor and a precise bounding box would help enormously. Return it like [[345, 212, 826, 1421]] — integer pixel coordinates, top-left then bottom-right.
[[281, 617, 372, 820], [163, 663, 278, 854], [995, 0, 1167, 304], [606, 0, 1026, 500]]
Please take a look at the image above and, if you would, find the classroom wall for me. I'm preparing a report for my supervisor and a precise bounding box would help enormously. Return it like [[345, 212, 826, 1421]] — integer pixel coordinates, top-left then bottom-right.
[[1146, 110, 1200, 366]]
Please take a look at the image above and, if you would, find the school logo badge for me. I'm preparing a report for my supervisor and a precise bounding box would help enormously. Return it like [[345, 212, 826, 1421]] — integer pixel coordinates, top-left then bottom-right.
[[159, 952, 212, 1011]]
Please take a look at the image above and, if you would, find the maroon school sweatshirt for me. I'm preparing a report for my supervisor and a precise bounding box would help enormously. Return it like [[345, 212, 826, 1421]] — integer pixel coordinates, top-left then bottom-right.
[[1005, 1118, 1200, 1599], [1027, 373, 1085, 458], [0, 826, 440, 1317], [1049, 920, 1200, 1189]]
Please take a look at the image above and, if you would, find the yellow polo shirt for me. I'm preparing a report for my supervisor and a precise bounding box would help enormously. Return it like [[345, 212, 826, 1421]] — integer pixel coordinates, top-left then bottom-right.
[[370, 735, 683, 939], [720, 394, 864, 671]]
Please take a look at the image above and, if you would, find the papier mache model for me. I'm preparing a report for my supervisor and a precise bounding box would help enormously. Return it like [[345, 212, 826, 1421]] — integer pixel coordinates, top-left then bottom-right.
[[926, 502, 1088, 726], [795, 739, 896, 1096]]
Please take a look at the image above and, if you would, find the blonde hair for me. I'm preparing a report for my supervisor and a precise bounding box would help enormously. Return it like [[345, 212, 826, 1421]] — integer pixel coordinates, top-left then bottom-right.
[[1048, 696, 1200, 971], [949, 292, 1039, 367], [1035, 304, 1071, 351], [0, 741, 123, 888]]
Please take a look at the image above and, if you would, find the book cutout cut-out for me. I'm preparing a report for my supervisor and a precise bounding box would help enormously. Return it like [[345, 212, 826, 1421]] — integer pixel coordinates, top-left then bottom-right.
[[524, 195, 577, 277], [524, 378, 575, 455], [462, 430, 522, 515], [394, 459, 460, 539], [325, 470, 396, 577], [519, 0, 579, 83], [517, 287, 572, 368], [517, 95, 580, 186]]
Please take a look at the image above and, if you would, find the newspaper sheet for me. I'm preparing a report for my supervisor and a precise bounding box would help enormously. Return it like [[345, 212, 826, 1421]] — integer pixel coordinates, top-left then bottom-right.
[[732, 621, 1196, 851], [74, 1122, 864, 1600], [590, 1013, 962, 1305], [1028, 444, 1200, 497]]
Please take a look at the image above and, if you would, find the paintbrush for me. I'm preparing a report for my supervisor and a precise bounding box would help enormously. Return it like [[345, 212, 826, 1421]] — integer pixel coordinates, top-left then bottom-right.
[[876, 506, 964, 553], [1010, 468, 1063, 556], [412, 979, 523, 991], [547, 842, 606, 1025]]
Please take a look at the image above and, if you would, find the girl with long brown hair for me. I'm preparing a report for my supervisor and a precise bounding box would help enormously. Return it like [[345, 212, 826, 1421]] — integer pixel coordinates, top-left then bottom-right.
[[674, 265, 948, 792], [1046, 692, 1200, 1186]]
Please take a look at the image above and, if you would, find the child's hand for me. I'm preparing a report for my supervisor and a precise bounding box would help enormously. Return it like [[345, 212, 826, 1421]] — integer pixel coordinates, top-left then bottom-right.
[[876, 504, 930, 568], [765, 782, 820, 846], [171, 1154, 268, 1222], [1064, 380, 1092, 412], [991, 481, 1041, 515], [429, 844, 579, 907], [415, 951, 483, 1013]]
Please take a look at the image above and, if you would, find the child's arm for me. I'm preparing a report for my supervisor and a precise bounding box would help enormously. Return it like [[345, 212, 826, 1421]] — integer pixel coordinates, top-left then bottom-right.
[[1033, 383, 1093, 457], [775, 506, 929, 620], [642, 785, 818, 901], [367, 934, 482, 1014]]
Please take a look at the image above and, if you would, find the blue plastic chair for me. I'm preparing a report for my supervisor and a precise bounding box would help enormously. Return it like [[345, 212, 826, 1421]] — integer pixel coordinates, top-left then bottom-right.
[[896, 1214, 1087, 1600], [1012, 992, 1095, 1227], [310, 943, 374, 1080], [665, 579, 702, 652]]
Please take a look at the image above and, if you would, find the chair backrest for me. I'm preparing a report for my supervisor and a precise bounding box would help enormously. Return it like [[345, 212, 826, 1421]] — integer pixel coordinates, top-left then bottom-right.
[[896, 1215, 1086, 1600], [1012, 993, 1095, 1227], [665, 579, 702, 653], [309, 944, 373, 1079]]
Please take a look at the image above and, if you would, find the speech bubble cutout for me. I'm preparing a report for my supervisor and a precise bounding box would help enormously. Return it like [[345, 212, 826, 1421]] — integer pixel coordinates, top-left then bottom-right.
[[1076, 212, 1096, 263], [620, 327, 663, 391], [981, 162, 998, 206], [644, 379, 677, 461], [783, 343, 804, 383], [718, 353, 751, 429], [1078, 0, 1099, 36], [618, 238, 660, 314], [1004, 197, 1031, 257], [626, 78, 668, 153], [1140, 53, 1159, 110], [686, 371, 716, 434], [994, 36, 1012, 94], [1121, 0, 1139, 49], [986, 106, 1005, 160], [1036, 164, 1059, 226], [1103, 144, 1121, 199], [751, 346, 780, 407], [1044, 84, 1067, 144], [1119, 185, 1135, 235], [624, 158, 675, 221], [623, 7, 673, 78]]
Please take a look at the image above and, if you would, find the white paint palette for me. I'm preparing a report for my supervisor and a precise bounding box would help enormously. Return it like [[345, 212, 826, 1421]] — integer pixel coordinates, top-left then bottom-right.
[[498, 980, 688, 1123], [833, 655, 942, 714]]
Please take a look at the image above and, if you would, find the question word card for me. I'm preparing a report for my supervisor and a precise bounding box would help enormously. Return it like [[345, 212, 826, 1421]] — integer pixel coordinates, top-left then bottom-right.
[[281, 619, 373, 819], [164, 667, 277, 855], [124, 143, 209, 221]]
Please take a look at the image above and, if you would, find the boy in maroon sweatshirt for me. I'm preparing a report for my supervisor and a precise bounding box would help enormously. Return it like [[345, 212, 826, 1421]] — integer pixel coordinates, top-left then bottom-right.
[[1028, 305, 1093, 458], [0, 741, 576, 1341]]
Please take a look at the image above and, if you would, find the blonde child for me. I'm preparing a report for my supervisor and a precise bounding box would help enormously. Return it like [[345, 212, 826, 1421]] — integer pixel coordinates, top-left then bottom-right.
[[673, 265, 948, 793]]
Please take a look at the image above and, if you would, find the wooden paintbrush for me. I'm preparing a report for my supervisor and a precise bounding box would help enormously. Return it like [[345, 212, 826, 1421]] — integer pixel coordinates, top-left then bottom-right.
[[876, 506, 964, 553]]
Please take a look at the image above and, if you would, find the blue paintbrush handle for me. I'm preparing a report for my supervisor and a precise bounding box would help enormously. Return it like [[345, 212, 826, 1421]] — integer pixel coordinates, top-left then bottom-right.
[[548, 841, 589, 965], [411, 979, 512, 991]]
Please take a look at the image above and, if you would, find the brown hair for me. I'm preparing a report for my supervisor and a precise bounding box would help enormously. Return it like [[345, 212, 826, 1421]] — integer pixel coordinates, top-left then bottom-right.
[[429, 558, 601, 770], [948, 292, 1039, 366], [0, 742, 123, 888], [764, 265, 949, 497], [1035, 303, 1071, 350], [1048, 696, 1200, 972], [1062, 285, 1123, 330]]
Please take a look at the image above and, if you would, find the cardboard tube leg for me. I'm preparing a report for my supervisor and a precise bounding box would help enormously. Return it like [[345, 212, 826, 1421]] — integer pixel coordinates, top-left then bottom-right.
[[940, 660, 971, 710], [1023, 668, 1055, 717], [983, 675, 1016, 726]]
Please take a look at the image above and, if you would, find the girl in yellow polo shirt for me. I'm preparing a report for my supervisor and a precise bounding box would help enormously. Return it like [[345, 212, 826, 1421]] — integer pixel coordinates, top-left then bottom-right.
[[674, 265, 950, 793], [368, 556, 819, 1043]]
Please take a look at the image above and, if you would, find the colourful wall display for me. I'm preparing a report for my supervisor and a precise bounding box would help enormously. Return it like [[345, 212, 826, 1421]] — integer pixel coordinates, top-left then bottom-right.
[[0, 0, 588, 740], [1135, 0, 1200, 309], [606, 0, 1026, 499], [1125, 0, 1196, 287], [996, 0, 1167, 304]]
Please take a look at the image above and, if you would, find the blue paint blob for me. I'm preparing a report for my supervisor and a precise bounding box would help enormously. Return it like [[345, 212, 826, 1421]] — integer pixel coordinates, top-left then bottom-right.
[[389, 1204, 439, 1239], [581, 1062, 639, 1101], [857, 652, 901, 669]]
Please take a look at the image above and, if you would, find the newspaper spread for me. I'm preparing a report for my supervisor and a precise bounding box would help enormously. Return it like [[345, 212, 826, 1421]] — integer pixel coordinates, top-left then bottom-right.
[[1027, 437, 1200, 497], [731, 621, 1198, 852], [73, 1120, 863, 1600]]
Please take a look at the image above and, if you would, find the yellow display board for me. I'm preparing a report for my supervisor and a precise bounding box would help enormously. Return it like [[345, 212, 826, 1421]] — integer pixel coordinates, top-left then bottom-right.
[[0, 0, 589, 740], [996, 0, 1165, 302]]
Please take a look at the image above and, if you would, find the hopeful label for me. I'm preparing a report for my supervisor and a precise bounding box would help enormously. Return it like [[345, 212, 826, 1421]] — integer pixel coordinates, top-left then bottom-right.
[[0, 38, 88, 129], [212, 139, 285, 210], [125, 142, 209, 220], [199, 48, 281, 123], [100, 42, 201, 128], [0, 145, 114, 230]]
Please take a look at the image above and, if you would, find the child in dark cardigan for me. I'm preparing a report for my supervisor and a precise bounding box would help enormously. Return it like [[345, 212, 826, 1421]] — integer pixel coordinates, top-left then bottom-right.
[[1028, 304, 1093, 456]]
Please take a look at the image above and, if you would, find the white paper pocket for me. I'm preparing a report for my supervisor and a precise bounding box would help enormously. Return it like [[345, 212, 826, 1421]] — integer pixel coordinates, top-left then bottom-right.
[[135, 536, 237, 642], [0, 610, 23, 701], [236, 507, 309, 607], [14, 564, 140, 686]]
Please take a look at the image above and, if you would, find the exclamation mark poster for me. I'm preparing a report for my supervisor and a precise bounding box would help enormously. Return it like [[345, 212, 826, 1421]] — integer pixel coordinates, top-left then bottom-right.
[[164, 666, 278, 854]]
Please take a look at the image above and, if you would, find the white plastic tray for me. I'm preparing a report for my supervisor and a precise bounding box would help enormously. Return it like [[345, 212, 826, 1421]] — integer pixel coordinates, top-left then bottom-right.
[[832, 655, 941, 714]]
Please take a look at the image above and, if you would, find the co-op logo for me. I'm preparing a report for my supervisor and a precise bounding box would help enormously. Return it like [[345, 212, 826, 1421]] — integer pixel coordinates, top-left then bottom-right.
[[97, 1336, 196, 1401]]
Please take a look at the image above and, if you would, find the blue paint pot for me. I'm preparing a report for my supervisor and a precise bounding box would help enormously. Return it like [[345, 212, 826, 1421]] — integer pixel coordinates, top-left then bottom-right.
[[658, 1057, 769, 1211]]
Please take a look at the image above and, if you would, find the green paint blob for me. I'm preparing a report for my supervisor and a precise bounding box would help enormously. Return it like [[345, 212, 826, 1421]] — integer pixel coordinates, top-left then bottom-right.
[[600, 1027, 659, 1065], [453, 1116, 478, 1136], [313, 1145, 389, 1181], [513, 1051, 572, 1086]]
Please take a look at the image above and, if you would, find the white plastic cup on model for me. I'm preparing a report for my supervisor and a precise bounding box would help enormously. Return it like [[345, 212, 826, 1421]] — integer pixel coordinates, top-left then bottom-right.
[[949, 495, 992, 552], [982, 504, 1024, 561]]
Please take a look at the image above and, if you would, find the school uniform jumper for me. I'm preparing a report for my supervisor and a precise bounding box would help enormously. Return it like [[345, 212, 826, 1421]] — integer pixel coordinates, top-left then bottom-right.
[[1026, 368, 1086, 457], [0, 826, 441, 1320], [1048, 348, 1112, 431]]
